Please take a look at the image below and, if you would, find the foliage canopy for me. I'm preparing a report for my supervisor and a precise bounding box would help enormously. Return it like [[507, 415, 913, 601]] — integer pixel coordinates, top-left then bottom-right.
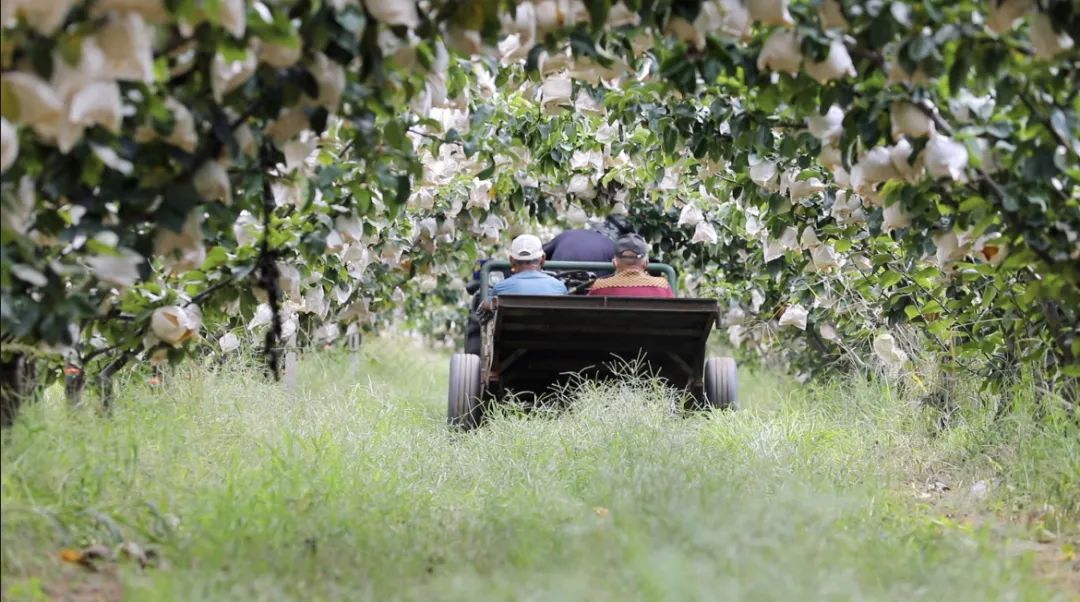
[[1, 0, 1077, 399]]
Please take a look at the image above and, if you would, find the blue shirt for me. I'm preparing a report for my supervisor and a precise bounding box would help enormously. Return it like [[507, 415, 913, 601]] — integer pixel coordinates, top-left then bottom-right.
[[490, 270, 568, 298]]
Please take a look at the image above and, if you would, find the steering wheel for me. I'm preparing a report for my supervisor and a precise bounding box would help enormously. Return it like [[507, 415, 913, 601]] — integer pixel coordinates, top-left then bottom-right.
[[547, 269, 598, 295]]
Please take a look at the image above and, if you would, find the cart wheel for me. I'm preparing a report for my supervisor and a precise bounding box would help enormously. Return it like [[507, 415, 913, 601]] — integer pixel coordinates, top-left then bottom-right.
[[448, 353, 483, 429], [704, 357, 738, 410]]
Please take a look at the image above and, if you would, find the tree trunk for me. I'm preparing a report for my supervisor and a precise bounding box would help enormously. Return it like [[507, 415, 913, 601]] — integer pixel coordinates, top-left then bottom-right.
[[65, 364, 86, 406], [1, 354, 39, 427], [97, 352, 134, 414]]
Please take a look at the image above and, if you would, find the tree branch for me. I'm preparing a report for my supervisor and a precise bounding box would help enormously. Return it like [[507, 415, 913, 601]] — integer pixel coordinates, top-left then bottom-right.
[[186, 274, 239, 307], [912, 98, 1065, 270], [1017, 89, 1078, 160], [406, 127, 449, 144], [258, 176, 283, 381], [82, 343, 123, 364]]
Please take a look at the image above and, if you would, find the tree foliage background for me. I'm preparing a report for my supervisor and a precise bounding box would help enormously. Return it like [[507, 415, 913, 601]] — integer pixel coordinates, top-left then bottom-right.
[[1, 0, 1077, 420]]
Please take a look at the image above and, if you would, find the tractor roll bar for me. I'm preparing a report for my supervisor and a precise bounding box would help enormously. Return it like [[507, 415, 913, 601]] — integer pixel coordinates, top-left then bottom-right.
[[479, 260, 678, 299]]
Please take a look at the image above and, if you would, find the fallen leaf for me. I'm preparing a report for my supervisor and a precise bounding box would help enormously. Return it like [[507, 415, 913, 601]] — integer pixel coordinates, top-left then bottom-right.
[[59, 544, 110, 570]]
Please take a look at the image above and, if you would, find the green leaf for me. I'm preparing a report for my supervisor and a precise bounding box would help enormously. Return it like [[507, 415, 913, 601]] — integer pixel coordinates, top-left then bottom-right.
[[202, 247, 229, 271], [879, 270, 903, 288], [948, 42, 971, 96], [662, 126, 678, 154], [569, 28, 598, 59], [588, 0, 610, 31], [476, 156, 496, 180], [925, 319, 951, 339], [393, 174, 411, 206], [920, 299, 943, 316], [868, 13, 895, 49], [0, 81, 19, 120], [384, 119, 405, 150], [907, 36, 934, 61], [912, 267, 940, 288], [957, 196, 987, 213], [1050, 109, 1079, 156]]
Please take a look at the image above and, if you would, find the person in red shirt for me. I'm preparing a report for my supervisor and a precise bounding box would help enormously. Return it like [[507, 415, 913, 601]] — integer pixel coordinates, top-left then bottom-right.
[[587, 234, 674, 298]]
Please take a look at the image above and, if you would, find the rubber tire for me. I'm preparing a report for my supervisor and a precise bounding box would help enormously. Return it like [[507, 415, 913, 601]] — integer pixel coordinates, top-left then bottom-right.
[[448, 353, 483, 429], [464, 291, 482, 355], [703, 357, 738, 410]]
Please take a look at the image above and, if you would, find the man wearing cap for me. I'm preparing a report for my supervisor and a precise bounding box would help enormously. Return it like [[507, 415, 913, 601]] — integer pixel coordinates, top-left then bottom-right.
[[489, 234, 568, 299], [587, 234, 674, 298]]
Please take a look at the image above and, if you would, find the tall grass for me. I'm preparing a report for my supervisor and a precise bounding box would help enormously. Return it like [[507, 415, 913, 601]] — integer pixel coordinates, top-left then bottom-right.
[[1, 340, 1076, 600]]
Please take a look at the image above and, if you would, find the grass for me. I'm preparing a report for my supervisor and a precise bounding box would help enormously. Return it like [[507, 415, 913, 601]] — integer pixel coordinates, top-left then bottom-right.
[[1, 339, 1077, 601]]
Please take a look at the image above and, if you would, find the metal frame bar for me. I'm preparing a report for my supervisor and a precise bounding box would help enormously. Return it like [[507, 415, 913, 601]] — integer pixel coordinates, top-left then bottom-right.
[[479, 260, 678, 299], [494, 295, 716, 313]]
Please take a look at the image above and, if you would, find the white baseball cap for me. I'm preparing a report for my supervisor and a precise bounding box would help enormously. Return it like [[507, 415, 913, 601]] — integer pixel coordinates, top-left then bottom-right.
[[509, 234, 544, 261]]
